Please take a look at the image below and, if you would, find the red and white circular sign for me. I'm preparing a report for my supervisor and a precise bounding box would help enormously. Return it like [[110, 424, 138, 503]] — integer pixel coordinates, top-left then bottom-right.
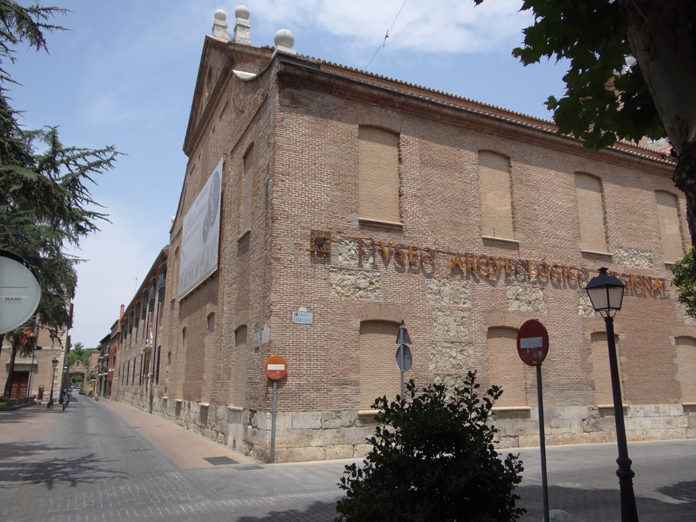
[[264, 355, 288, 381], [516, 319, 549, 367]]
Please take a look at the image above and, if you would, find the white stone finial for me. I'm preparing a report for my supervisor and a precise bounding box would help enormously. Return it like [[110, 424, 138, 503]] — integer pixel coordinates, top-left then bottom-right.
[[274, 28, 296, 55], [212, 9, 229, 41], [233, 5, 251, 45], [235, 5, 250, 20]]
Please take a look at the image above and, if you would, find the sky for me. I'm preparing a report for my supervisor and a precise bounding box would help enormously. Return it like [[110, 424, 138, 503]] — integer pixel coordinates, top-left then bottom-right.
[[10, 0, 566, 347]]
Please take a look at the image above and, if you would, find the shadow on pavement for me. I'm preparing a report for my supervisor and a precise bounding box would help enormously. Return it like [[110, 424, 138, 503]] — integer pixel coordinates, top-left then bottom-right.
[[0, 404, 54, 424], [659, 480, 696, 503], [235, 484, 696, 521], [237, 501, 337, 521], [519, 484, 696, 522], [0, 441, 127, 490]]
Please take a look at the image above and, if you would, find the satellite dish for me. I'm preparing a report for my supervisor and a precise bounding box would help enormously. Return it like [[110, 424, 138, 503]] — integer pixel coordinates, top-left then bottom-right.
[[0, 252, 41, 335]]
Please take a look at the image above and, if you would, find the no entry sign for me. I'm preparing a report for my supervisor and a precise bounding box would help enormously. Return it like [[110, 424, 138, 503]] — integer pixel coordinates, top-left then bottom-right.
[[517, 318, 551, 521], [264, 355, 288, 381], [516, 319, 549, 367]]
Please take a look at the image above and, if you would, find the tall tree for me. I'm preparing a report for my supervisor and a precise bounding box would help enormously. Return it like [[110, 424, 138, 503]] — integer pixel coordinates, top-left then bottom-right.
[[0, 2, 118, 398], [473, 1, 696, 248]]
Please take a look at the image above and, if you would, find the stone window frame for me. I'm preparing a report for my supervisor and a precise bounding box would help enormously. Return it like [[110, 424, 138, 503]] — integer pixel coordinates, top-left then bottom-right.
[[477, 150, 518, 245], [356, 125, 404, 230], [654, 190, 685, 265], [574, 171, 613, 257]]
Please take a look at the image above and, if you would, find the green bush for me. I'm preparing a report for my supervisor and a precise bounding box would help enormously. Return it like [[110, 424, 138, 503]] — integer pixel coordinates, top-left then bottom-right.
[[672, 249, 696, 317], [336, 372, 525, 521]]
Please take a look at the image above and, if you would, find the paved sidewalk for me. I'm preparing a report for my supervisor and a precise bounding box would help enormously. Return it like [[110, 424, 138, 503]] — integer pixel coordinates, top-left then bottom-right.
[[1, 396, 695, 521], [99, 398, 256, 469]]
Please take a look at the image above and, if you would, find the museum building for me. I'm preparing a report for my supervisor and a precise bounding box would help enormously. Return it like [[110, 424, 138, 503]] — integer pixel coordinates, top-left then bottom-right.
[[109, 6, 696, 462]]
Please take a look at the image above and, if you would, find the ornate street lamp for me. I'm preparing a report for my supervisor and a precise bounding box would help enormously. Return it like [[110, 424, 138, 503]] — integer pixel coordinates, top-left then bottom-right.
[[585, 267, 638, 522], [47, 357, 58, 409]]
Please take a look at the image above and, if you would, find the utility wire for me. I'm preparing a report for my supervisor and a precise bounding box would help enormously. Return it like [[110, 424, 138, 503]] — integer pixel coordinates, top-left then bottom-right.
[[365, 0, 409, 69]]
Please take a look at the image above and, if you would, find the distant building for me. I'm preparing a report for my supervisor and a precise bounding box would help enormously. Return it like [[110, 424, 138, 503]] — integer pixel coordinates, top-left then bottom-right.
[[109, 6, 694, 462], [0, 325, 69, 401], [68, 359, 87, 386]]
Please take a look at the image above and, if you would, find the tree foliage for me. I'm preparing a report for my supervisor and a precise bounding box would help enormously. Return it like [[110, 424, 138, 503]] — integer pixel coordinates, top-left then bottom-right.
[[0, 1, 118, 398], [336, 372, 525, 522], [672, 249, 696, 317], [517, 1, 665, 150], [473, 0, 696, 313]]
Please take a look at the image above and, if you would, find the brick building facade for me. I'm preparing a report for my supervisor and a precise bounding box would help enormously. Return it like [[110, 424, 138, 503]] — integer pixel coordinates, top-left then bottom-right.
[[0, 326, 69, 402], [109, 7, 696, 462]]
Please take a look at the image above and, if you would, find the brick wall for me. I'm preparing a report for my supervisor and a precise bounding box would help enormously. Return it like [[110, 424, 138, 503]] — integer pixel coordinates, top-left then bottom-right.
[[111, 44, 696, 462]]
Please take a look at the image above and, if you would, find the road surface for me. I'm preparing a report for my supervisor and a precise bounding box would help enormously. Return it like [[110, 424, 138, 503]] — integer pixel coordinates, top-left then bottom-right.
[[1, 394, 694, 521]]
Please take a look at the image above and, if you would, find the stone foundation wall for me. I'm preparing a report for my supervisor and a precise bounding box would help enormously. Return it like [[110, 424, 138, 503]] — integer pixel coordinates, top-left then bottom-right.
[[113, 391, 696, 462]]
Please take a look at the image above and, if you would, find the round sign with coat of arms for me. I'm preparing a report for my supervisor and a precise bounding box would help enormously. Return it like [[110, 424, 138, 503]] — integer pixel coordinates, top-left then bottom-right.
[[0, 252, 41, 335]]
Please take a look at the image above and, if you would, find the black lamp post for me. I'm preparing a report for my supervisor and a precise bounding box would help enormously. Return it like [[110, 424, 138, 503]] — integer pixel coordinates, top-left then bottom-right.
[[585, 267, 638, 522], [47, 357, 58, 409]]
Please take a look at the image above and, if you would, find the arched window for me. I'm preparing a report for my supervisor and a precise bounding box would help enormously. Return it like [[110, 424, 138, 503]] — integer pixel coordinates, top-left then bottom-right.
[[675, 336, 696, 403], [235, 325, 247, 347], [575, 173, 608, 253], [358, 127, 400, 223], [359, 320, 401, 409], [487, 327, 527, 407], [591, 331, 623, 405], [655, 191, 683, 263], [479, 151, 513, 239]]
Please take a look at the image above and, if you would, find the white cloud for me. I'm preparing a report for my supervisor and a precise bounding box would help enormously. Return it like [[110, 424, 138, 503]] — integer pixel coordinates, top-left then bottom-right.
[[69, 203, 168, 347], [246, 0, 530, 53]]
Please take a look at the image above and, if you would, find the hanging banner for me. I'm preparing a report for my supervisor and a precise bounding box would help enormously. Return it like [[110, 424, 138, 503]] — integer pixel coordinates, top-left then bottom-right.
[[178, 159, 222, 299]]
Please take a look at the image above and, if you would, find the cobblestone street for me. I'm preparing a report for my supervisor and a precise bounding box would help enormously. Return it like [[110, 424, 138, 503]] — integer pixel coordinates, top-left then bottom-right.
[[1, 395, 695, 521]]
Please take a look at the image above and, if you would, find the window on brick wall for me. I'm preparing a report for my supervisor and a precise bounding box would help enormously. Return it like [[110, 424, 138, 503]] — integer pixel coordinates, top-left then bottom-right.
[[487, 327, 527, 407], [479, 151, 514, 240], [575, 173, 608, 253], [235, 325, 247, 347], [358, 127, 400, 224], [591, 331, 623, 406], [240, 144, 254, 234], [655, 191, 683, 263], [155, 345, 161, 384], [675, 336, 696, 403], [359, 320, 401, 410], [207, 312, 216, 333]]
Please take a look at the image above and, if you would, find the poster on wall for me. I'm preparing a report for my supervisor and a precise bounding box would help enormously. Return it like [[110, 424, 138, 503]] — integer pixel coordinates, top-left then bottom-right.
[[178, 158, 222, 299]]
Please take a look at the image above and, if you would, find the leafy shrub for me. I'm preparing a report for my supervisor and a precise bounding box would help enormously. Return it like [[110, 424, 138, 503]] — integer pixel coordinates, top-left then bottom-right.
[[672, 249, 696, 317], [336, 371, 525, 521]]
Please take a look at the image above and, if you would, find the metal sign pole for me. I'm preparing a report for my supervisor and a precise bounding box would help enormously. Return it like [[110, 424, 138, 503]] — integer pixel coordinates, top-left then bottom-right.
[[536, 363, 550, 522], [399, 348, 405, 398], [270, 380, 278, 463]]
